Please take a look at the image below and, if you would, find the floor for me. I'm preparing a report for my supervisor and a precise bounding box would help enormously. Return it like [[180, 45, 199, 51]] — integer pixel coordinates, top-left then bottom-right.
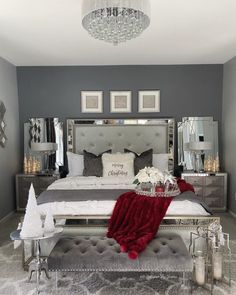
[[0, 212, 236, 295]]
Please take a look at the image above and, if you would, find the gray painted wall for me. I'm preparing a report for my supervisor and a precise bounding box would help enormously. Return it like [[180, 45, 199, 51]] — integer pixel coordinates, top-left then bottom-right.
[[0, 57, 20, 220], [17, 65, 223, 158], [222, 57, 236, 214]]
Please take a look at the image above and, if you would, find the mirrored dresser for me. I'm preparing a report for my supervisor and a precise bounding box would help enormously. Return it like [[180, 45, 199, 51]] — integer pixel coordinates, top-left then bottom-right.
[[181, 172, 227, 212], [16, 174, 59, 211]]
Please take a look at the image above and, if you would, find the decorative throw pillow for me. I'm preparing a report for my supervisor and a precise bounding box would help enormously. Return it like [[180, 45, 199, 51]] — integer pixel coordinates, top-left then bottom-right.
[[124, 148, 153, 175], [102, 153, 135, 178], [67, 152, 84, 177], [83, 150, 111, 177], [152, 153, 169, 172]]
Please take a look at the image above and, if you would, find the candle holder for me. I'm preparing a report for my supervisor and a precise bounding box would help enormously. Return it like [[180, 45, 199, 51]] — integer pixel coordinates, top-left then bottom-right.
[[189, 221, 231, 294], [193, 251, 206, 286], [213, 249, 223, 280]]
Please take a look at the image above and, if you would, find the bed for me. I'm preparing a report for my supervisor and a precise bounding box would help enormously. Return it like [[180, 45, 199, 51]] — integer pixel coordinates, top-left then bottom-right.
[[37, 118, 217, 226]]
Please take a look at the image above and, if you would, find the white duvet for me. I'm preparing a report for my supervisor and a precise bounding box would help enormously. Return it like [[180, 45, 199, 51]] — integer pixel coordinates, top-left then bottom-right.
[[38, 176, 210, 216]]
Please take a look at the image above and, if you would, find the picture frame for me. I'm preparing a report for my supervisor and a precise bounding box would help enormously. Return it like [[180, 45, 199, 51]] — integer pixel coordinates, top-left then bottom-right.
[[110, 91, 132, 113], [81, 91, 103, 113], [138, 90, 160, 112]]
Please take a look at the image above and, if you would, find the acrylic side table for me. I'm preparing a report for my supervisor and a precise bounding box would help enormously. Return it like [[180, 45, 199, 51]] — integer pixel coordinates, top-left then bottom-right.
[[10, 229, 62, 295]]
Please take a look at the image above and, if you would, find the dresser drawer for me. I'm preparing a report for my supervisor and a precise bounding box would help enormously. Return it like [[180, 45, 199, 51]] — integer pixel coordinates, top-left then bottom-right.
[[38, 176, 57, 189], [193, 186, 204, 198], [204, 196, 224, 209], [181, 172, 227, 212], [204, 187, 224, 198], [205, 176, 224, 187], [183, 176, 204, 186]]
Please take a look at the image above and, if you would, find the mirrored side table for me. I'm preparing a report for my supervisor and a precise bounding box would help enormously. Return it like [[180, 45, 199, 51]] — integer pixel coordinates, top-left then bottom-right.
[[10, 229, 62, 294]]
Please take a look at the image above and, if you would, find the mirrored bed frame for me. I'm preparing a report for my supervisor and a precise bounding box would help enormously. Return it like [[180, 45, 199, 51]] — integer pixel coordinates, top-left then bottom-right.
[[53, 118, 219, 226]]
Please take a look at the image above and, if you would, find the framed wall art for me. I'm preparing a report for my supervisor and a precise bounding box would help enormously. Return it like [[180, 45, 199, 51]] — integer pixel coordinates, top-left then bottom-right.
[[138, 90, 160, 112], [81, 91, 103, 113], [110, 91, 132, 113]]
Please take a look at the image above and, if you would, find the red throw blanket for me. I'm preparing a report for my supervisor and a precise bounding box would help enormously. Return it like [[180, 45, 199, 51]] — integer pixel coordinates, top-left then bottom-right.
[[107, 191, 173, 260], [177, 178, 195, 193]]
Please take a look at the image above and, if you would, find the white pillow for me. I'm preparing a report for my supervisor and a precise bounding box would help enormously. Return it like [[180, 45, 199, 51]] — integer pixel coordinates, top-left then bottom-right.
[[152, 154, 169, 172], [67, 151, 84, 177], [102, 153, 135, 178]]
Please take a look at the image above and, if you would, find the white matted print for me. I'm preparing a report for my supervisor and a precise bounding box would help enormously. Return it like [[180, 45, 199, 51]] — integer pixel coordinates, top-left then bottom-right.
[[110, 91, 131, 113], [138, 90, 160, 112], [81, 91, 103, 113]]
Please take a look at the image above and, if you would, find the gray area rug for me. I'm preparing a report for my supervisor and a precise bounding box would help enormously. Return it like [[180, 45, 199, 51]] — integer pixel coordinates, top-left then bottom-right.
[[0, 240, 236, 295]]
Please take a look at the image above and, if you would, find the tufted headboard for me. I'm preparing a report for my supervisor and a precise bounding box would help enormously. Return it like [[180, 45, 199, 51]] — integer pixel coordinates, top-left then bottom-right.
[[67, 119, 175, 171]]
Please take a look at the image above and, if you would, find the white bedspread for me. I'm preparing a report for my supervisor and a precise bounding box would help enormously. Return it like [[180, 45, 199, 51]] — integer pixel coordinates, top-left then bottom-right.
[[39, 176, 210, 216], [47, 176, 136, 190]]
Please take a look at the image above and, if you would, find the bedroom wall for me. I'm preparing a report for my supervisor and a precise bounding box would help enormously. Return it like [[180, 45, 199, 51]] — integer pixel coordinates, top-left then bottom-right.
[[222, 56, 236, 215], [0, 57, 20, 220], [17, 65, 223, 159]]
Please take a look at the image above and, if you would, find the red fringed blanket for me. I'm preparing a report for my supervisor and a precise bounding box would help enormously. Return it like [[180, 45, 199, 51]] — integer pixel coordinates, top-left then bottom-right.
[[107, 191, 173, 260]]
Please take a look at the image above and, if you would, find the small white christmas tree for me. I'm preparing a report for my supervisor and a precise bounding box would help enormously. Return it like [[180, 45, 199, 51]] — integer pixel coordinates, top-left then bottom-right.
[[20, 183, 43, 238], [44, 208, 55, 234]]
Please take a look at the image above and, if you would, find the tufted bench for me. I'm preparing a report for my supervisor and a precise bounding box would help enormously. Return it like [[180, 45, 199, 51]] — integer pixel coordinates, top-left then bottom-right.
[[48, 233, 193, 292]]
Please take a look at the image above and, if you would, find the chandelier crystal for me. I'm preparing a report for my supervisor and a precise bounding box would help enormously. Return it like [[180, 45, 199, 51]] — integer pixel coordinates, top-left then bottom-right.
[[82, 0, 151, 45]]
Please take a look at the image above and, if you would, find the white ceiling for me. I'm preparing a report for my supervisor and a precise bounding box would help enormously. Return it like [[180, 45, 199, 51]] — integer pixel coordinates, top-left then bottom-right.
[[0, 0, 235, 66]]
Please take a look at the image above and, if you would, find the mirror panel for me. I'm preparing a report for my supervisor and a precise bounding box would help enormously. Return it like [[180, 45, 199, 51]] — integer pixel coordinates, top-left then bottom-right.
[[178, 117, 219, 170], [24, 118, 64, 170]]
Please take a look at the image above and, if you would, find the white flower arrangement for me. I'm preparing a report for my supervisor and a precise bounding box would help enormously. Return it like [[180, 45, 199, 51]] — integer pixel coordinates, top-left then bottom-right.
[[134, 167, 180, 197], [134, 167, 174, 185]]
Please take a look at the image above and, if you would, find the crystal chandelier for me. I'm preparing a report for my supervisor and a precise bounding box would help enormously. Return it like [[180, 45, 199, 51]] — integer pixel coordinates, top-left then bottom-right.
[[82, 0, 151, 45]]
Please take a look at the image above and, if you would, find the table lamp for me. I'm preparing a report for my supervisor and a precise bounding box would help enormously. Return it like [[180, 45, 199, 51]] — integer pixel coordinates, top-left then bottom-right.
[[31, 142, 58, 174], [189, 141, 212, 173]]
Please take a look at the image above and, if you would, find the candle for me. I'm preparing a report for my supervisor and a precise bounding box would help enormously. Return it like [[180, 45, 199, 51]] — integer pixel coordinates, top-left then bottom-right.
[[213, 252, 223, 280], [195, 256, 205, 285]]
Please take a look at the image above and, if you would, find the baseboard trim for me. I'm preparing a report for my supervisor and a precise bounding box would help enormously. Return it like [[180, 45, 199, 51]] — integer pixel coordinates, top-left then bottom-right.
[[0, 211, 15, 224], [229, 210, 236, 218]]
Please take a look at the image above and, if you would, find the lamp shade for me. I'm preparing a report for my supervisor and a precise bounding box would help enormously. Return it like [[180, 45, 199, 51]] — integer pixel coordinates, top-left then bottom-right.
[[189, 141, 212, 151], [31, 142, 58, 152]]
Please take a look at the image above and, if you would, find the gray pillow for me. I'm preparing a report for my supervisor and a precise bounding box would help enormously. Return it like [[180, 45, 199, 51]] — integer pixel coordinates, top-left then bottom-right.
[[124, 148, 153, 175], [83, 150, 111, 177]]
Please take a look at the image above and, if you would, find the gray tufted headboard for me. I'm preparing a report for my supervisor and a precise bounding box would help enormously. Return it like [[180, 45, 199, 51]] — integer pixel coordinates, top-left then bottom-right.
[[67, 119, 175, 170]]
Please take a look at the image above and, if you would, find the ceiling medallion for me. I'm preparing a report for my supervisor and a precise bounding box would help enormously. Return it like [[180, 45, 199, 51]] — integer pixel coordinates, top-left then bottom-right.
[[82, 0, 151, 46]]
